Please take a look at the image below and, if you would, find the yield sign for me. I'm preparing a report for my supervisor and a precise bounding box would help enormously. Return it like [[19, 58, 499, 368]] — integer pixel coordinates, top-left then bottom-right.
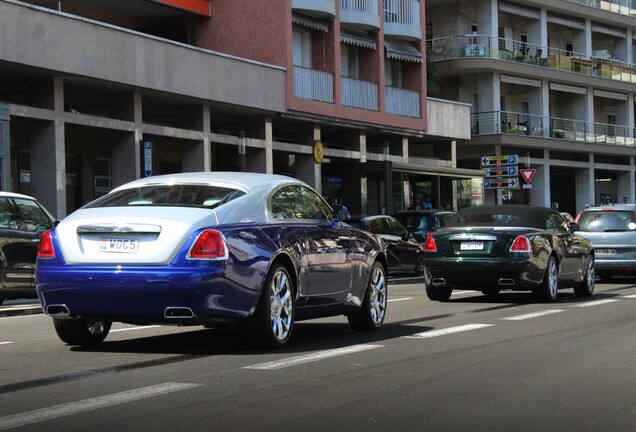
[[520, 168, 536, 184]]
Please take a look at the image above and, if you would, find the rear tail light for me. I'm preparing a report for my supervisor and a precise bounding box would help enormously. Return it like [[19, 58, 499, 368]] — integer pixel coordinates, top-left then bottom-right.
[[188, 230, 227, 259], [423, 235, 438, 252], [38, 230, 55, 259], [510, 235, 531, 252]]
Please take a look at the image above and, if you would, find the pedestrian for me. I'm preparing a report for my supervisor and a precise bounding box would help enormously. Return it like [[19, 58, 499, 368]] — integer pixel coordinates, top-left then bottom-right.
[[421, 195, 433, 209]]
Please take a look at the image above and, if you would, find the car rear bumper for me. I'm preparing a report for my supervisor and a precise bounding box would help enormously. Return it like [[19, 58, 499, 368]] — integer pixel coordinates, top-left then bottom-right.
[[594, 258, 636, 273], [423, 257, 543, 290], [36, 265, 262, 323]]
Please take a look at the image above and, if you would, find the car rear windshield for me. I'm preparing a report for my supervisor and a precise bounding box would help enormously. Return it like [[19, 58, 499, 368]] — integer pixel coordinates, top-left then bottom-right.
[[84, 185, 246, 209], [450, 212, 527, 227], [577, 210, 636, 232]]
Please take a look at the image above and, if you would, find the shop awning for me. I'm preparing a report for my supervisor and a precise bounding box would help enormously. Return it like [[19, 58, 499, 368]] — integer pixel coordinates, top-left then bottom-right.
[[499, 1, 540, 20], [384, 38, 422, 63], [547, 13, 585, 30], [292, 13, 329, 33], [340, 27, 377, 50], [591, 22, 626, 38]]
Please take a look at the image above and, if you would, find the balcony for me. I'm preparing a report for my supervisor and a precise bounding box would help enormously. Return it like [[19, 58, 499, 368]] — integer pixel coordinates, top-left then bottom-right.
[[383, 0, 421, 42], [471, 111, 635, 146], [341, 77, 378, 111], [564, 0, 636, 17], [292, 0, 336, 19], [340, 0, 380, 31], [294, 66, 334, 103], [427, 34, 636, 84], [385, 86, 420, 117]]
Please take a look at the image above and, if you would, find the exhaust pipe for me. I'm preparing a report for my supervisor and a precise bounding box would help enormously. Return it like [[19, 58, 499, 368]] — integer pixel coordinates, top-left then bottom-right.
[[498, 278, 516, 286], [432, 278, 446, 286], [46, 304, 70, 317], [164, 307, 195, 319]]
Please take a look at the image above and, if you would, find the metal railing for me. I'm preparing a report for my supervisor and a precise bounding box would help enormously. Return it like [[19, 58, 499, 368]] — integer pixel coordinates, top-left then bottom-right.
[[341, 0, 378, 13], [383, 0, 420, 26], [564, 0, 636, 17], [471, 111, 635, 146], [385, 86, 420, 117], [293, 66, 334, 103], [341, 77, 378, 111], [427, 34, 636, 84]]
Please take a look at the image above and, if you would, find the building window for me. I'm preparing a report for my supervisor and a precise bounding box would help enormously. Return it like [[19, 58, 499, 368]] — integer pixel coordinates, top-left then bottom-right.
[[293, 28, 312, 67], [341, 44, 359, 79], [384, 58, 402, 87], [94, 157, 112, 198], [566, 40, 573, 56]]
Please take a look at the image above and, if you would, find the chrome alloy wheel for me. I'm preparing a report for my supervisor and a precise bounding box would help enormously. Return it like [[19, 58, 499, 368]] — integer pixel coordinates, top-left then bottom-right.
[[369, 265, 387, 325], [269, 269, 293, 342], [547, 258, 558, 299]]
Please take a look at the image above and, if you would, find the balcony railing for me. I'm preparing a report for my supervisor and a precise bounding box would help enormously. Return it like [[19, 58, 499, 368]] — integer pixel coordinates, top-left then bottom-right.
[[341, 77, 378, 111], [293, 66, 334, 103], [471, 111, 635, 146], [564, 0, 636, 17], [385, 86, 420, 117], [427, 34, 636, 84], [383, 0, 421, 40], [340, 0, 380, 30]]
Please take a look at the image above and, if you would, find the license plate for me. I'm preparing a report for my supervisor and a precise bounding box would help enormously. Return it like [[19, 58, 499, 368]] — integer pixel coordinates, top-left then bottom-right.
[[595, 248, 616, 255], [461, 241, 484, 250], [98, 238, 139, 253]]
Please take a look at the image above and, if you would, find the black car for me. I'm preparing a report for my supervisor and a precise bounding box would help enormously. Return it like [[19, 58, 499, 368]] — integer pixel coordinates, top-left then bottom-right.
[[422, 205, 595, 302], [0, 192, 56, 305], [393, 210, 454, 244], [348, 215, 425, 276]]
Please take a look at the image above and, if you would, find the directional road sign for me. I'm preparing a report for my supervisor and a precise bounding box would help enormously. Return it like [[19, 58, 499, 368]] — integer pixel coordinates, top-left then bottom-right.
[[481, 154, 518, 167], [484, 166, 518, 177], [484, 178, 519, 189]]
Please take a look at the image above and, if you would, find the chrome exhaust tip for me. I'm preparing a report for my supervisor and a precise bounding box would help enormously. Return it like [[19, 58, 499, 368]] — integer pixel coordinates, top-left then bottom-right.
[[432, 278, 446, 286], [164, 307, 195, 319], [46, 304, 70, 317], [498, 278, 516, 286]]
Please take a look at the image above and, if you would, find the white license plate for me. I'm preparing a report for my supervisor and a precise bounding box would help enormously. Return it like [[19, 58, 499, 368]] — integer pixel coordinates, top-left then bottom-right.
[[98, 238, 139, 253], [461, 241, 484, 250], [595, 248, 616, 255]]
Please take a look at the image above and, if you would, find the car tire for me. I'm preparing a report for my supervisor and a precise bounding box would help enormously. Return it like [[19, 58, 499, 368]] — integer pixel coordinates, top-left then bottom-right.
[[426, 283, 452, 302], [414, 256, 426, 277], [53, 319, 111, 346], [534, 255, 558, 302], [0, 295, 4, 306], [597, 271, 612, 282], [574, 255, 595, 297], [250, 264, 294, 348], [481, 288, 500, 296], [348, 261, 387, 331]]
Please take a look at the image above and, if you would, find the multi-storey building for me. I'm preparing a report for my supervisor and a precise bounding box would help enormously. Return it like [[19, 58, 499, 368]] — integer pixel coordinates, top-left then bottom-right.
[[427, 0, 636, 214], [0, 0, 484, 219]]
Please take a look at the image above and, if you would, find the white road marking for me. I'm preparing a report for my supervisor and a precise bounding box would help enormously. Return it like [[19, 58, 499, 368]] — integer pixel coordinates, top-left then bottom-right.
[[623, 294, 636, 299], [388, 297, 412, 302], [452, 290, 476, 296], [501, 310, 564, 321], [110, 325, 161, 333], [244, 344, 383, 370], [405, 324, 493, 339], [0, 342, 13, 346], [0, 382, 200, 430], [571, 299, 620, 307]]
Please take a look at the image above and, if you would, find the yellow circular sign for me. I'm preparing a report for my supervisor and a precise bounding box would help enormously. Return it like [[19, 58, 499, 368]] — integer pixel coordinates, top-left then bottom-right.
[[313, 140, 324, 164]]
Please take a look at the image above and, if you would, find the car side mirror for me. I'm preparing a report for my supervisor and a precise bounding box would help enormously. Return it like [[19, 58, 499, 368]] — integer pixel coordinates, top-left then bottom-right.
[[569, 222, 580, 232], [333, 204, 350, 221]]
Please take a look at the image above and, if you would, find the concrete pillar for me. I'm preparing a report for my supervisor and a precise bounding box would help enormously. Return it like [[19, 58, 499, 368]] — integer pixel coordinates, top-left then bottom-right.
[[574, 19, 591, 55], [616, 169, 632, 204], [245, 116, 273, 174], [585, 87, 594, 140], [541, 79, 550, 137], [182, 104, 211, 172], [576, 154, 595, 209], [0, 103, 9, 191], [30, 77, 65, 219], [478, 72, 501, 133], [295, 124, 321, 192]]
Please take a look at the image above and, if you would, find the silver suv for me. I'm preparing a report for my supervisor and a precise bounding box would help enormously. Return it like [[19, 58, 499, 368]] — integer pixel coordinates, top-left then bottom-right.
[[575, 204, 636, 281]]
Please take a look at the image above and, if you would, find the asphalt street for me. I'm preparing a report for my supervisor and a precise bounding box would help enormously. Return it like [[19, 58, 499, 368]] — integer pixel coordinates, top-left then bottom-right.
[[1, 277, 635, 431]]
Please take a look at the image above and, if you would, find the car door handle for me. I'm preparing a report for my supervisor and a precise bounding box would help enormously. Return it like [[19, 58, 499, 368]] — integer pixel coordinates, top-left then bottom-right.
[[338, 236, 355, 241]]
